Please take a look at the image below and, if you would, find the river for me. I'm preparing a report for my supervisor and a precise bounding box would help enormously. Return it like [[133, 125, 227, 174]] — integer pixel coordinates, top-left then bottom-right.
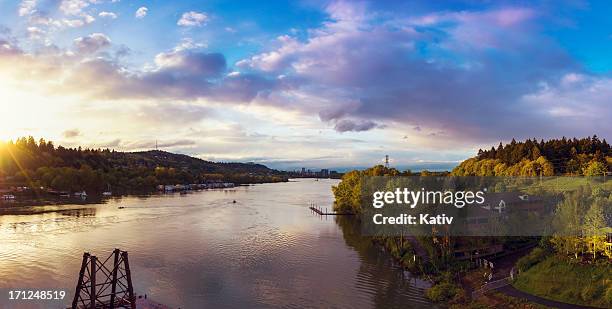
[[0, 178, 431, 308]]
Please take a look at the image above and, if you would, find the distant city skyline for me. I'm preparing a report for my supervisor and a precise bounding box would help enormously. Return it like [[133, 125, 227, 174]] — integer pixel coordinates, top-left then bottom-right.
[[0, 1, 610, 169]]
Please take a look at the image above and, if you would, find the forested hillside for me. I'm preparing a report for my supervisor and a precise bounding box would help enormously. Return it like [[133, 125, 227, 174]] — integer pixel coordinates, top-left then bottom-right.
[[0, 137, 287, 192], [452, 136, 611, 176]]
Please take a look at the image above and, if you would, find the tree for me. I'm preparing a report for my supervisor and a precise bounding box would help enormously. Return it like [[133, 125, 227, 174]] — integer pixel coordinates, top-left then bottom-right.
[[535, 156, 555, 176], [583, 199, 607, 259], [583, 160, 607, 176]]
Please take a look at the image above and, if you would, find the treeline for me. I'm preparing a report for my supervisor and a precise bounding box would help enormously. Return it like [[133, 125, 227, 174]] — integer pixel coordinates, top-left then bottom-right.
[[452, 136, 611, 176], [0, 136, 287, 192]]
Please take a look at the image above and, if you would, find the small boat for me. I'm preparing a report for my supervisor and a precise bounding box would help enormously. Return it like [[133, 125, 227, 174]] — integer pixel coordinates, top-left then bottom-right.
[[74, 191, 88, 198], [102, 184, 112, 196], [2, 194, 15, 200]]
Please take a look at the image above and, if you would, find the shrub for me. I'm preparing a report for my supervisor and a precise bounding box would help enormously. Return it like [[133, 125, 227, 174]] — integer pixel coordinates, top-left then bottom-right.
[[581, 285, 603, 302], [516, 247, 549, 272], [605, 287, 612, 305], [426, 281, 462, 302]]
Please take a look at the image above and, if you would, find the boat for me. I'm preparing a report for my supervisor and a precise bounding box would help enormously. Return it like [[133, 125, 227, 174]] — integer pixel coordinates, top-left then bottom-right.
[[102, 184, 112, 196], [2, 194, 16, 200], [74, 191, 88, 198]]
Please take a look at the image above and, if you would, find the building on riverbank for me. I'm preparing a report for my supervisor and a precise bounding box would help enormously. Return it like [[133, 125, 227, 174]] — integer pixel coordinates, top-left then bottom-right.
[[157, 181, 235, 192]]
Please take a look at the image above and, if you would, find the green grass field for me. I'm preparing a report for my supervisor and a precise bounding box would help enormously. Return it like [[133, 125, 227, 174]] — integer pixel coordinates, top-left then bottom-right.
[[513, 256, 612, 307], [524, 176, 611, 193]]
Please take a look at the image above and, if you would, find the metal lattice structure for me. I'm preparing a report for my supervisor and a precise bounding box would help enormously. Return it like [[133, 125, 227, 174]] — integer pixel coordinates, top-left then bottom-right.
[[71, 249, 136, 309]]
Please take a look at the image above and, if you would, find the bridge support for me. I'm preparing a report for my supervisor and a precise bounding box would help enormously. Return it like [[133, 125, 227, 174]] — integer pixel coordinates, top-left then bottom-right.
[[71, 249, 136, 309]]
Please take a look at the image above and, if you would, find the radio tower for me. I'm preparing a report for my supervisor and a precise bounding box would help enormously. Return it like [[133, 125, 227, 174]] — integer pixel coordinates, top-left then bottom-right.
[[385, 155, 389, 168], [71, 249, 136, 309]]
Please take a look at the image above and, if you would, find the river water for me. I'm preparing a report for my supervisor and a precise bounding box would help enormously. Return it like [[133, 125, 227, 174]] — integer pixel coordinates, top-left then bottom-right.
[[0, 178, 431, 308]]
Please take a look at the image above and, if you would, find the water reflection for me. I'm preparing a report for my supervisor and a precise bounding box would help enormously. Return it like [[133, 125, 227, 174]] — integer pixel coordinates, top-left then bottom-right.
[[335, 216, 431, 308], [0, 179, 431, 308]]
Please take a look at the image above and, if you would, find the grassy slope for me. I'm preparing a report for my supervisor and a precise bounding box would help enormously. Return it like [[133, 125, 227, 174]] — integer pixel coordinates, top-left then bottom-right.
[[513, 256, 612, 307]]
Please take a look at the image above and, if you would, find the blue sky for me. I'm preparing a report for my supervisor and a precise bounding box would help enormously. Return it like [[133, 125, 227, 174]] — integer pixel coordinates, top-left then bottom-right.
[[0, 0, 610, 171]]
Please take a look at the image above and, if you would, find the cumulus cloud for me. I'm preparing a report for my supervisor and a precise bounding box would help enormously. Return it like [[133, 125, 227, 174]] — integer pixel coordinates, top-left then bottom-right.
[[27, 26, 45, 40], [59, 0, 89, 16], [73, 33, 111, 54], [135, 7, 148, 19], [18, 0, 37, 16], [54, 48, 274, 102], [2, 0, 610, 147], [235, 1, 604, 141], [99, 11, 117, 19], [177, 11, 208, 27]]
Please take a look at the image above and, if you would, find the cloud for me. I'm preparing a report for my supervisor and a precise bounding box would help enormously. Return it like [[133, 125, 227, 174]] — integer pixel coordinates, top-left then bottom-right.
[[135, 7, 148, 19], [118, 139, 197, 150], [18, 0, 37, 17], [2, 0, 609, 152], [158, 139, 197, 148], [73, 33, 111, 54], [63, 129, 81, 138], [520, 74, 612, 131], [99, 11, 117, 19], [97, 138, 121, 148], [177, 11, 208, 27], [334, 119, 378, 132], [59, 0, 89, 16], [137, 103, 213, 125], [407, 7, 536, 50], [27, 26, 45, 40], [61, 18, 89, 28], [235, 2, 602, 142], [56, 48, 275, 102]]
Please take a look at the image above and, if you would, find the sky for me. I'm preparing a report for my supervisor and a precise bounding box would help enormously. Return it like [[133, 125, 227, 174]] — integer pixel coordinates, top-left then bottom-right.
[[0, 0, 610, 171]]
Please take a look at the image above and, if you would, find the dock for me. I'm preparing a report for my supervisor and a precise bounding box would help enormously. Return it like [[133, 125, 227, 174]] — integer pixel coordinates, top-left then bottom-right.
[[309, 205, 354, 216]]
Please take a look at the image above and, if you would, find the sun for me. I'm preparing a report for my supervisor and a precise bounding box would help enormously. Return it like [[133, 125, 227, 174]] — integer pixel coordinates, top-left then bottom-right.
[[0, 76, 59, 141]]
